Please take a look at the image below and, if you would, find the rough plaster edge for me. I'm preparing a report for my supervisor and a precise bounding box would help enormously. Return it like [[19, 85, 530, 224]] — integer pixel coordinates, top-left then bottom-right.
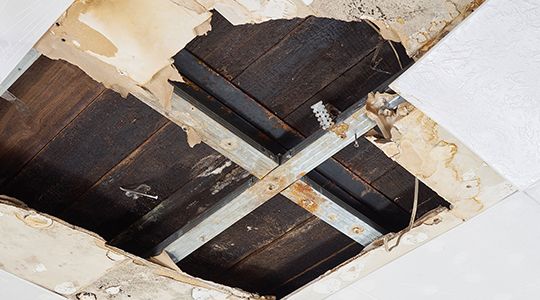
[[285, 105, 516, 299], [0, 195, 264, 300], [32, 0, 484, 117]]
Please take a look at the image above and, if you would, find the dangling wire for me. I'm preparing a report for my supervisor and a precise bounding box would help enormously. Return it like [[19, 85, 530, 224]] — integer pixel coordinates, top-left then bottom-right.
[[384, 177, 419, 252]]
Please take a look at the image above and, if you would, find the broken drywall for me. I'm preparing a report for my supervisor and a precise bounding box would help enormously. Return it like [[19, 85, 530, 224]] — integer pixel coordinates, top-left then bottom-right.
[[370, 102, 515, 219], [390, 0, 540, 190], [308, 0, 483, 56], [36, 0, 211, 109], [0, 195, 264, 300], [203, 0, 483, 56], [35, 0, 482, 114], [286, 102, 516, 300]]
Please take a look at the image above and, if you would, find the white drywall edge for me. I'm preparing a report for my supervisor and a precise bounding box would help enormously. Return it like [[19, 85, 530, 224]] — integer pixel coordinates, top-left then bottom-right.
[[326, 191, 540, 299], [0, 0, 72, 86], [391, 0, 540, 190], [0, 269, 64, 300]]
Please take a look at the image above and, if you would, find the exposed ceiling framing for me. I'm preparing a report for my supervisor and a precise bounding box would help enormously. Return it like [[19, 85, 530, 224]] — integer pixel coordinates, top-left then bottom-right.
[[0, 0, 502, 299]]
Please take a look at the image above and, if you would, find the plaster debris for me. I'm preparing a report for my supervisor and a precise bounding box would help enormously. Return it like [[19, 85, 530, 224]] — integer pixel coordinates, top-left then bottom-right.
[[371, 106, 515, 220], [202, 0, 482, 55], [104, 286, 121, 295], [36, 0, 211, 108], [198, 160, 233, 178], [34, 0, 481, 114], [0, 196, 262, 300], [54, 281, 77, 295], [186, 126, 204, 148], [34, 263, 47, 273]]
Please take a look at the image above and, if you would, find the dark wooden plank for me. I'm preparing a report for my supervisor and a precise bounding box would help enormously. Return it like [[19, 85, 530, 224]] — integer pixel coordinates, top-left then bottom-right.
[[1, 90, 168, 214], [59, 122, 233, 240], [233, 17, 381, 117], [371, 165, 449, 218], [285, 41, 409, 183], [216, 217, 359, 295], [0, 57, 105, 186], [174, 51, 410, 232], [111, 165, 251, 256], [178, 195, 313, 277], [186, 12, 305, 80], [273, 242, 362, 298]]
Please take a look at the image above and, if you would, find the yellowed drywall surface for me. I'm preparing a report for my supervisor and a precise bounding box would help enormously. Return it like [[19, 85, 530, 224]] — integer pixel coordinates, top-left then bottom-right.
[[36, 0, 481, 111], [0, 197, 263, 299], [36, 0, 210, 108], [286, 104, 515, 299]]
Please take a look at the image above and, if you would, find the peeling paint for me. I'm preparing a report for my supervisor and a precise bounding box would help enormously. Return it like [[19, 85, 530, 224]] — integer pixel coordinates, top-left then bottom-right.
[[202, 0, 481, 55], [286, 106, 516, 299], [373, 106, 515, 219], [36, 0, 211, 108], [34, 0, 481, 114]]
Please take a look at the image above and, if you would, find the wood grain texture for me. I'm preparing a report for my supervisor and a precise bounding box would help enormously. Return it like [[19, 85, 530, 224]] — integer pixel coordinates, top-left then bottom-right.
[[218, 217, 358, 296], [111, 165, 251, 256], [59, 122, 234, 239], [186, 13, 305, 80], [371, 165, 449, 218], [273, 242, 362, 298], [1, 90, 167, 214], [178, 195, 313, 276], [233, 17, 380, 117], [0, 57, 105, 186], [284, 42, 410, 183]]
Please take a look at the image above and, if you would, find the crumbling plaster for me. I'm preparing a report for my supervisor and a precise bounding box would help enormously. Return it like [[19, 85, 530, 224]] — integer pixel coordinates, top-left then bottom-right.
[[0, 196, 264, 300], [286, 102, 516, 299], [35, 0, 482, 112], [24, 1, 512, 298]]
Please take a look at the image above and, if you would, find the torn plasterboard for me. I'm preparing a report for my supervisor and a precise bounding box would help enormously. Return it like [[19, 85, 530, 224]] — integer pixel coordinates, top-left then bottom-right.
[[0, 196, 265, 300], [36, 0, 211, 109], [34, 0, 482, 113], [201, 0, 482, 56], [285, 102, 515, 300], [390, 0, 540, 190]]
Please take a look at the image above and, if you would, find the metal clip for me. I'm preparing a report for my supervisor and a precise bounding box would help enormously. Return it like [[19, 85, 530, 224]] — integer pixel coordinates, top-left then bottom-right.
[[120, 184, 158, 200]]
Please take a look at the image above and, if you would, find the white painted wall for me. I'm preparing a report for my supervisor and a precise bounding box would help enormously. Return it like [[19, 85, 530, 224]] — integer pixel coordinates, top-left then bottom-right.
[[391, 0, 540, 190], [0, 269, 65, 300], [325, 190, 540, 300], [0, 0, 72, 85]]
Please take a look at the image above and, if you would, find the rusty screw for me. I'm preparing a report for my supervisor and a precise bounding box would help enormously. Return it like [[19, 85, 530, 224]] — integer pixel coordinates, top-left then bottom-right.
[[352, 226, 364, 235]]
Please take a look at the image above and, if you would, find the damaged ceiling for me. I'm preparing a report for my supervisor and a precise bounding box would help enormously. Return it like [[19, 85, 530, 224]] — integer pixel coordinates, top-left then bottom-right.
[[0, 0, 512, 299], [1, 13, 448, 296]]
